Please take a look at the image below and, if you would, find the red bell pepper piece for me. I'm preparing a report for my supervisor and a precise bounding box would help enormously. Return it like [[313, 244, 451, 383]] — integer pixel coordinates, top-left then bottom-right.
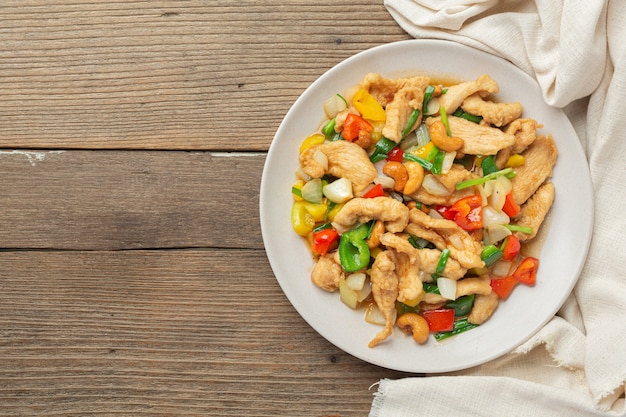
[[386, 146, 404, 162], [490, 275, 519, 300], [435, 204, 455, 220], [341, 113, 373, 141], [502, 191, 520, 218], [421, 309, 455, 332], [501, 235, 521, 261], [362, 183, 385, 199], [446, 195, 483, 231], [311, 229, 339, 256], [512, 256, 539, 286]]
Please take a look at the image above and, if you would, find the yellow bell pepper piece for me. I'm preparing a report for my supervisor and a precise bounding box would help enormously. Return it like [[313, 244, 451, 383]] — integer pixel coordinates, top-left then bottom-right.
[[352, 89, 386, 122], [299, 133, 325, 153], [326, 202, 344, 222], [505, 154, 525, 168], [292, 180, 304, 201], [370, 246, 383, 259], [300, 201, 328, 222], [473, 155, 485, 169], [412, 141, 435, 160], [402, 291, 425, 307], [291, 202, 315, 236]]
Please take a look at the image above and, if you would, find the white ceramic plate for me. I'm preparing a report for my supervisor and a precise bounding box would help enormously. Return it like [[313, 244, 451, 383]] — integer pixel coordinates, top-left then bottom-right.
[[259, 39, 593, 373]]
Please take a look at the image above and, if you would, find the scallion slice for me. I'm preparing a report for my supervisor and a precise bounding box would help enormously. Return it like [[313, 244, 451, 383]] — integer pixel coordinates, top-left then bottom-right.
[[452, 108, 483, 124], [456, 167, 515, 190], [481, 155, 499, 176], [403, 152, 434, 171], [402, 109, 421, 139], [481, 244, 503, 267], [431, 149, 447, 175], [434, 318, 479, 341], [432, 248, 450, 280], [504, 224, 534, 234], [439, 106, 451, 136], [422, 85, 436, 114], [370, 137, 397, 163]]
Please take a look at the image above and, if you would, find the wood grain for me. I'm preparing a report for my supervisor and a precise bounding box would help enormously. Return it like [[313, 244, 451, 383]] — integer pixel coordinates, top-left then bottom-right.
[[0, 0, 410, 150], [0, 1, 418, 415], [0, 250, 411, 416], [0, 150, 265, 250]]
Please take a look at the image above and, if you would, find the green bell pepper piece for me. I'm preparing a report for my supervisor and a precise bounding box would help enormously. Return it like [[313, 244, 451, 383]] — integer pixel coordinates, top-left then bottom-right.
[[338, 223, 371, 272]]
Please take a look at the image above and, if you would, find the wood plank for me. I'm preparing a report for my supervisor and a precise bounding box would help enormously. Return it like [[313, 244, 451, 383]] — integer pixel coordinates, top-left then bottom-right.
[[0, 249, 411, 416], [0, 150, 265, 250], [0, 0, 411, 150]]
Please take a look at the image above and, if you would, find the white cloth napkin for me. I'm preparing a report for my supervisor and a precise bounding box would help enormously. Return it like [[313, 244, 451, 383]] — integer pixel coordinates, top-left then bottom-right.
[[370, 1, 626, 416]]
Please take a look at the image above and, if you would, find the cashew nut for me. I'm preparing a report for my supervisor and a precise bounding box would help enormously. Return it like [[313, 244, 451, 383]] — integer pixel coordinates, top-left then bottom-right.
[[366, 219, 385, 249], [354, 129, 372, 150], [396, 312, 429, 344], [403, 161, 425, 195], [383, 161, 408, 193], [428, 119, 464, 152]]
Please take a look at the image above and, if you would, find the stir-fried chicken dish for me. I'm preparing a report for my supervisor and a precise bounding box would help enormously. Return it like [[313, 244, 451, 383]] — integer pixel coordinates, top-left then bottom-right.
[[291, 73, 557, 347]]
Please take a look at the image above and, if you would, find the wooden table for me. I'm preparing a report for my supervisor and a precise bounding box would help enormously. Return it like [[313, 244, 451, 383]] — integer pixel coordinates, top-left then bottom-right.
[[0, 2, 415, 415]]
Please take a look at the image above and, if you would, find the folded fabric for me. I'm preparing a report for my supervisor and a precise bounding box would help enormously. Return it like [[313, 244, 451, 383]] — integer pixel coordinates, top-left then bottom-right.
[[370, 0, 626, 415]]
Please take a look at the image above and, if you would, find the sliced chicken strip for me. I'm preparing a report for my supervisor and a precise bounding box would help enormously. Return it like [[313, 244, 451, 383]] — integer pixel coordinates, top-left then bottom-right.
[[368, 250, 399, 348], [468, 292, 499, 325], [510, 135, 558, 205], [409, 208, 484, 269], [299, 140, 377, 193], [461, 93, 523, 127], [310, 253, 344, 292], [417, 248, 466, 281], [379, 232, 423, 304], [438, 74, 499, 114], [496, 118, 541, 167], [426, 116, 515, 155], [382, 77, 429, 143], [513, 182, 555, 241], [332, 197, 409, 233], [394, 251, 423, 306]]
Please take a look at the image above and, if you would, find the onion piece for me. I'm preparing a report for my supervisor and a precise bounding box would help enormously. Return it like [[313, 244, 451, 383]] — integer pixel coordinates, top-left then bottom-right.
[[389, 191, 404, 202], [374, 175, 396, 190], [492, 260, 513, 277], [312, 149, 328, 171], [301, 178, 323, 204], [373, 159, 387, 175], [400, 130, 419, 151], [358, 183, 375, 198], [441, 151, 456, 174], [485, 223, 512, 245], [496, 173, 512, 194], [482, 205, 510, 227], [448, 233, 465, 250], [323, 177, 353, 203], [437, 277, 457, 300], [414, 123, 431, 149], [424, 96, 440, 115], [365, 303, 391, 326], [422, 174, 451, 196], [357, 279, 372, 302], [323, 93, 347, 119], [295, 166, 312, 182], [342, 85, 358, 106], [428, 208, 444, 219], [346, 272, 366, 291], [489, 177, 507, 211], [339, 279, 359, 310]]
